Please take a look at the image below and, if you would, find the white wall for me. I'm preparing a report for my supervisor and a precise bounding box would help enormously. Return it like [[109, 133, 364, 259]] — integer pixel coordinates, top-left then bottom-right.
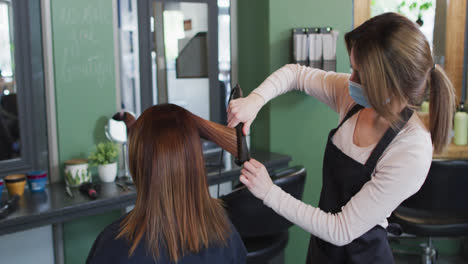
[[0, 225, 54, 264]]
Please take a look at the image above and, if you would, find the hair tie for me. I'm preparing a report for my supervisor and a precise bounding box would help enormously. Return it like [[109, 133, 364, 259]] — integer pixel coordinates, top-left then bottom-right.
[[431, 64, 436, 73]]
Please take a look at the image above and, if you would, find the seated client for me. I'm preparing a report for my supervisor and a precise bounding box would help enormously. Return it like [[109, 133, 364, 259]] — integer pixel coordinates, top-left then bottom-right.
[[86, 104, 247, 263]]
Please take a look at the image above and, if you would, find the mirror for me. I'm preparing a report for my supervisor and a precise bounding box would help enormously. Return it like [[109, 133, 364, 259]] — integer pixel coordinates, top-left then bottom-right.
[[116, 0, 232, 168], [0, 0, 20, 161], [105, 111, 136, 183], [116, 0, 232, 123], [160, 2, 210, 119], [105, 119, 127, 143], [117, 0, 141, 116]]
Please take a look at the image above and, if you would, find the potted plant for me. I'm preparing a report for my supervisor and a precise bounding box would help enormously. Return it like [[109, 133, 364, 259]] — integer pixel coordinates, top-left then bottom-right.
[[88, 141, 120, 183], [397, 0, 433, 26]]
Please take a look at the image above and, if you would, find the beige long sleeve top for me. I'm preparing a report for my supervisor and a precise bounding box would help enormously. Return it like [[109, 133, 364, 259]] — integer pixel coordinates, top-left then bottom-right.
[[252, 64, 432, 246]]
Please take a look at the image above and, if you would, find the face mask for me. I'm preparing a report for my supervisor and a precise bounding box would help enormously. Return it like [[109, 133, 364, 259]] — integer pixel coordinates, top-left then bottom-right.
[[349, 81, 372, 108]]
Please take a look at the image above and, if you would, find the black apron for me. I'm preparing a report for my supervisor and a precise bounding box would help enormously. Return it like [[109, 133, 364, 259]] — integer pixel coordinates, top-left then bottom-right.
[[306, 104, 413, 264]]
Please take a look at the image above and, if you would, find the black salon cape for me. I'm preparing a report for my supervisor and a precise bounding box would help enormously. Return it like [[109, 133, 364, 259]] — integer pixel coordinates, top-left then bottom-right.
[[86, 213, 247, 264]]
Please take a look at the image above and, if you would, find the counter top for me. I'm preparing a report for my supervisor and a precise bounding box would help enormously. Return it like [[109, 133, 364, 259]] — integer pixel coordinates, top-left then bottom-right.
[[416, 112, 468, 160], [0, 150, 291, 236], [433, 143, 468, 160]]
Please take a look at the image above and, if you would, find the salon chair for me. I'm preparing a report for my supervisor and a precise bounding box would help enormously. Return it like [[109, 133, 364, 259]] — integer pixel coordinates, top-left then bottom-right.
[[390, 160, 468, 263], [221, 166, 306, 264]]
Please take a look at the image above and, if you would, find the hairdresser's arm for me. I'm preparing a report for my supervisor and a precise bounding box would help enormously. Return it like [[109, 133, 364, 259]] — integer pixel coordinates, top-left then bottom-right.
[[253, 64, 351, 113], [240, 133, 431, 246], [227, 92, 264, 135], [227, 64, 351, 133]]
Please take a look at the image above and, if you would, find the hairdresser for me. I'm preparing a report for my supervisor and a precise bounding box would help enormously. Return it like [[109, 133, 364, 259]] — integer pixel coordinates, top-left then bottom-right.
[[227, 13, 455, 263]]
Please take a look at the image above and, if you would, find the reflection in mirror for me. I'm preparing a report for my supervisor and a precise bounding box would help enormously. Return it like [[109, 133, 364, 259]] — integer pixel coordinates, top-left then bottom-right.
[[118, 0, 232, 124], [218, 0, 232, 120], [160, 2, 210, 120], [117, 0, 232, 167], [0, 0, 20, 161], [105, 111, 136, 183], [105, 119, 127, 143], [117, 0, 141, 116]]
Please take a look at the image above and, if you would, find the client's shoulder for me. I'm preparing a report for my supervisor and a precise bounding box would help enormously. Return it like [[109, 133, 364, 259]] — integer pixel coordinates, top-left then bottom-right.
[[97, 213, 127, 242], [86, 214, 133, 264]]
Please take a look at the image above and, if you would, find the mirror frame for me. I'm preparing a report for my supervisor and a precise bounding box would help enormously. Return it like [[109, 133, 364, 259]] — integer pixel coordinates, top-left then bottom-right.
[[0, 0, 48, 177]]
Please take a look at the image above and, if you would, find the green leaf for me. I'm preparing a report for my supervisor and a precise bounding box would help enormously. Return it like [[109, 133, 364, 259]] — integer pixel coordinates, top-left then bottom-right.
[[65, 171, 73, 185], [420, 2, 432, 11], [88, 141, 120, 165]]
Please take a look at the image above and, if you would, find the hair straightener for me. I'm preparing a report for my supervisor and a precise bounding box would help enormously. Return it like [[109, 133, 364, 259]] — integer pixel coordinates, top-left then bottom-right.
[[230, 84, 251, 166]]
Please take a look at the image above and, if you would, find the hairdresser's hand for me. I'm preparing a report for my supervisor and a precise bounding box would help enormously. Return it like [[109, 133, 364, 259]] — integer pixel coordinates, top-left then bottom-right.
[[240, 159, 273, 201], [227, 93, 265, 135]]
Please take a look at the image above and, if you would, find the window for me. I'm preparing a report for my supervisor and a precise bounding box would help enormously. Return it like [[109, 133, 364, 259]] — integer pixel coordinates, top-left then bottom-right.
[[0, 0, 48, 177], [0, 2, 13, 79], [371, 0, 436, 49], [355, 0, 467, 102]]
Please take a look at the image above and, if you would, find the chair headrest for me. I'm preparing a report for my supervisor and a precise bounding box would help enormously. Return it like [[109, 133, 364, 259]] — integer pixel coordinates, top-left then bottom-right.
[[400, 160, 468, 212], [221, 166, 306, 237]]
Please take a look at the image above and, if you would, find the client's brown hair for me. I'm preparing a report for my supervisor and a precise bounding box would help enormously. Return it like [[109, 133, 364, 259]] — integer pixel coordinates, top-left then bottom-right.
[[117, 104, 237, 262]]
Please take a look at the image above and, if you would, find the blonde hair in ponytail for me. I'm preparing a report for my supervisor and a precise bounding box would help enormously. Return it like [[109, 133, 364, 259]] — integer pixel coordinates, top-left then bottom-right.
[[345, 12, 456, 153], [429, 65, 456, 153]]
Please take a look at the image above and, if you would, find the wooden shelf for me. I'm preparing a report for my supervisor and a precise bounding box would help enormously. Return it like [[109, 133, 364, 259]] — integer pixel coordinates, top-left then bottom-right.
[[416, 112, 468, 160], [434, 143, 468, 160]]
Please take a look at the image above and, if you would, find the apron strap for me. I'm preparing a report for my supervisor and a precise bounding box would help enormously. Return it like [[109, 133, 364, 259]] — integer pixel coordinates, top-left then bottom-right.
[[336, 104, 364, 131], [364, 107, 414, 171]]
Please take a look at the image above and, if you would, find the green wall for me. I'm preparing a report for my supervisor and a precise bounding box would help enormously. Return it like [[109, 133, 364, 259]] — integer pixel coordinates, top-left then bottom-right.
[[238, 0, 271, 150], [268, 1, 352, 263], [238, 0, 352, 263], [50, 0, 121, 263]]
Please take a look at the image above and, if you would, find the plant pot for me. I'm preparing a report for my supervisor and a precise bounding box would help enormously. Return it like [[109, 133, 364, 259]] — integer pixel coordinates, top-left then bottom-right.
[[5, 174, 26, 196], [26, 171, 48, 192], [98, 162, 118, 183], [64, 159, 91, 187]]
